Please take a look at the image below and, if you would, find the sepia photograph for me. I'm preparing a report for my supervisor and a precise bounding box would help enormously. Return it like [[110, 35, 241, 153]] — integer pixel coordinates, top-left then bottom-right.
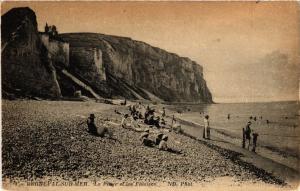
[[1, 1, 299, 190]]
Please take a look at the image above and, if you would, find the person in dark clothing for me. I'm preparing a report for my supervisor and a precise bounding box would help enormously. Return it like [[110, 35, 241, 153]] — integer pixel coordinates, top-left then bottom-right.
[[242, 128, 246, 148], [140, 132, 154, 147], [144, 108, 155, 124], [155, 133, 164, 145], [162, 107, 166, 118], [245, 121, 252, 150], [252, 132, 259, 152], [87, 114, 109, 137], [87, 114, 97, 135], [227, 114, 230, 120]]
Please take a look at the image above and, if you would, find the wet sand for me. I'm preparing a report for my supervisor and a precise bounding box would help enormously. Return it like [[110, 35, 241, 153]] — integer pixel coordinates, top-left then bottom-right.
[[1, 100, 298, 190]]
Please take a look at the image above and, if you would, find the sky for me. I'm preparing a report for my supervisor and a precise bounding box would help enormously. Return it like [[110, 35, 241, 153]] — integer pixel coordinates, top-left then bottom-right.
[[2, 1, 300, 103]]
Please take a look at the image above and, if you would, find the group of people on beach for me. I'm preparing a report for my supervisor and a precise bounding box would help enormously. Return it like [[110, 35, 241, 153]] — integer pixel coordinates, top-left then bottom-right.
[[243, 118, 259, 152], [201, 112, 260, 152], [86, 99, 266, 155], [227, 113, 267, 152], [123, 102, 181, 153], [86, 101, 182, 154]]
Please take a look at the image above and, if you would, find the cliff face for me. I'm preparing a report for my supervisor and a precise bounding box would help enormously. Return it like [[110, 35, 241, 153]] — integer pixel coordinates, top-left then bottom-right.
[[2, 7, 213, 103], [68, 47, 109, 95], [1, 7, 61, 98], [60, 33, 213, 102], [40, 33, 69, 68]]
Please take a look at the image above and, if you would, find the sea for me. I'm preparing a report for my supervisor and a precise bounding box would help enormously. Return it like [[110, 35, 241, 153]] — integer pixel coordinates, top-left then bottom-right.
[[165, 101, 300, 171]]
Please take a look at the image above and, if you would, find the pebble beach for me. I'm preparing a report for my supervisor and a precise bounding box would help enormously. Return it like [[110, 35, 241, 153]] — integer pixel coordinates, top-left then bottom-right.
[[1, 100, 296, 190]]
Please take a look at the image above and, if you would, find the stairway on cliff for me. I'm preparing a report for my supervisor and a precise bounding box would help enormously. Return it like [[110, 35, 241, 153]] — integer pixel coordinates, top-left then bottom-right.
[[105, 73, 151, 101], [59, 69, 101, 99]]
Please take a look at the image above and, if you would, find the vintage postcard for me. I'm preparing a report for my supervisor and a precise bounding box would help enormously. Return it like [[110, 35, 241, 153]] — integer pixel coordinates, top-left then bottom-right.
[[1, 1, 299, 191]]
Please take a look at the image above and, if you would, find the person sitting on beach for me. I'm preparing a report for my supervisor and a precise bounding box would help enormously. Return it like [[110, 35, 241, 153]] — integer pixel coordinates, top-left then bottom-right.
[[252, 132, 259, 152], [146, 105, 150, 112], [155, 133, 164, 145], [121, 114, 142, 130], [245, 121, 252, 149], [87, 114, 110, 137], [133, 112, 139, 121], [144, 108, 154, 124], [172, 119, 182, 133], [114, 109, 123, 115], [145, 112, 160, 128], [87, 114, 97, 135], [121, 114, 131, 128], [158, 135, 182, 154], [153, 116, 160, 128], [160, 118, 166, 126], [158, 135, 168, 150], [140, 130, 154, 147], [129, 104, 137, 116]]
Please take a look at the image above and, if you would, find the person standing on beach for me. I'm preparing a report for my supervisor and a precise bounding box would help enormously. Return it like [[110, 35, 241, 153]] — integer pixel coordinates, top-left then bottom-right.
[[245, 121, 252, 149], [162, 107, 166, 118], [252, 132, 259, 152], [242, 128, 246, 148], [203, 115, 210, 139]]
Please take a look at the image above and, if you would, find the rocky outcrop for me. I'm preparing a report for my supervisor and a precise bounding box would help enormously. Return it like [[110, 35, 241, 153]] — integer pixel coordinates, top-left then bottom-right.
[[1, 7, 61, 98], [60, 33, 213, 102]]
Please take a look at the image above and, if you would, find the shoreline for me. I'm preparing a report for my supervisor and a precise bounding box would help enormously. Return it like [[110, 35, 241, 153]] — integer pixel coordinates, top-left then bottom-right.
[[1, 100, 299, 190]]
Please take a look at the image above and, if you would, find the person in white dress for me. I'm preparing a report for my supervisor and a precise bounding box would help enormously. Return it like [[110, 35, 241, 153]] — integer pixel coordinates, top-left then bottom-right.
[[203, 115, 210, 139]]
